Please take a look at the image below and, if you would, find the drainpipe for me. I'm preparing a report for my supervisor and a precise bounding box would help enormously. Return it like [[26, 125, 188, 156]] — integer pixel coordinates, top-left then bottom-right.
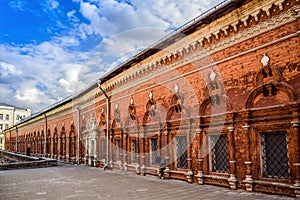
[[15, 126, 18, 152], [44, 114, 47, 156], [76, 107, 81, 165], [97, 80, 110, 169]]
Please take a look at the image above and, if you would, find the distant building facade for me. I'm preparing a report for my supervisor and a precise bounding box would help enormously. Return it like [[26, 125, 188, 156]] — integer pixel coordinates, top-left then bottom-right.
[[3, 0, 300, 197], [0, 103, 31, 149]]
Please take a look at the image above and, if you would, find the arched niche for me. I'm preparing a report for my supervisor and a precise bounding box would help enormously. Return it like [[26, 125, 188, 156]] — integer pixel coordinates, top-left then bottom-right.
[[245, 82, 297, 109], [255, 65, 282, 86], [199, 95, 234, 116]]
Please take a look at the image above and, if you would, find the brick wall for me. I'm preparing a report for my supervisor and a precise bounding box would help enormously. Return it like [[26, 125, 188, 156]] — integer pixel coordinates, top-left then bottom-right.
[[4, 0, 300, 197]]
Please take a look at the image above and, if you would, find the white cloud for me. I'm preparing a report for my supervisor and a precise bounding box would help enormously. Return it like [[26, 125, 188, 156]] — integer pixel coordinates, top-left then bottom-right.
[[67, 10, 76, 18], [43, 0, 59, 11], [0, 61, 22, 76], [50, 0, 59, 10], [15, 88, 48, 104], [0, 41, 91, 111], [8, 0, 26, 11]]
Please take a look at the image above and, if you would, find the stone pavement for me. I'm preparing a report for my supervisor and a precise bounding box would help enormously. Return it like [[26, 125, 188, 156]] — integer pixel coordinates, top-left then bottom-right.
[[0, 164, 295, 200]]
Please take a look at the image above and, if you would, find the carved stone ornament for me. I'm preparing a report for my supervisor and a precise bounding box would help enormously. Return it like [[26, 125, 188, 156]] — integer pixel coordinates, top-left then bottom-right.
[[149, 91, 153, 99], [210, 70, 216, 81], [261, 54, 270, 67], [174, 84, 179, 93], [130, 97, 134, 105]]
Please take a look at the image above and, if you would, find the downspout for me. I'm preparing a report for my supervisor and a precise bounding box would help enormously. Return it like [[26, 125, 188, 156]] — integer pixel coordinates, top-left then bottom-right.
[[97, 80, 110, 169], [44, 114, 47, 156], [15, 126, 18, 152], [76, 107, 81, 165]]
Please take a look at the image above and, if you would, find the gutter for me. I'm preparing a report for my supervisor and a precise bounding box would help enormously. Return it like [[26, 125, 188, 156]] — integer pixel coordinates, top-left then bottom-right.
[[97, 80, 110, 169]]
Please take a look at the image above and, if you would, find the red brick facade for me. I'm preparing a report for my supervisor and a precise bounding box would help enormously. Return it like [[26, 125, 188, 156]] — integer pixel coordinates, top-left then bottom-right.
[[4, 0, 300, 197]]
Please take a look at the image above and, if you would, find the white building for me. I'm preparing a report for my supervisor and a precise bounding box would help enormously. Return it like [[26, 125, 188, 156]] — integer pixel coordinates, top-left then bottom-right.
[[0, 103, 31, 150]]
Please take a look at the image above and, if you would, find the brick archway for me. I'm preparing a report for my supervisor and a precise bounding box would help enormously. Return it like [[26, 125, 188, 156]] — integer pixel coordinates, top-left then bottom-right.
[[245, 82, 297, 109]]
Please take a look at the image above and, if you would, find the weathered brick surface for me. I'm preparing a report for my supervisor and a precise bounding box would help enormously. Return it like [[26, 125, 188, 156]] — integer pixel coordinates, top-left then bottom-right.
[[4, 0, 300, 197]]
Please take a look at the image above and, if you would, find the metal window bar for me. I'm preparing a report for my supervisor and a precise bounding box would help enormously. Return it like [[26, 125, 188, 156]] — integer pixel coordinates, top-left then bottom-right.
[[131, 139, 137, 163], [150, 138, 158, 165], [175, 136, 188, 169], [261, 132, 289, 179], [101, 139, 106, 160], [210, 134, 229, 173], [116, 140, 121, 161]]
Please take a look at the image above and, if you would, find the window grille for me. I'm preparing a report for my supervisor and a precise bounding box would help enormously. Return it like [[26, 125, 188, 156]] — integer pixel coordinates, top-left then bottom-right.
[[150, 138, 158, 165], [101, 139, 106, 160], [116, 140, 121, 161], [261, 132, 289, 179], [209, 134, 229, 173], [131, 139, 137, 163], [175, 136, 188, 169]]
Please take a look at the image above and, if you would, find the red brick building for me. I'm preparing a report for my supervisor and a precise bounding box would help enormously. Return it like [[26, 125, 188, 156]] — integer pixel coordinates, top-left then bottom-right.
[[4, 0, 300, 197]]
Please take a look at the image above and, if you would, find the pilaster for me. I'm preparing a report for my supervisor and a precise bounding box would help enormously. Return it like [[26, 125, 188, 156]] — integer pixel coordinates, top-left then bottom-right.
[[242, 125, 253, 192], [227, 127, 238, 189], [163, 130, 170, 179], [195, 126, 204, 184], [291, 121, 300, 198]]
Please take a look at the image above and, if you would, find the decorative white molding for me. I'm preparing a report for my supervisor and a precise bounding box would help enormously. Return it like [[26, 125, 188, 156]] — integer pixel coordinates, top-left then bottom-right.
[[261, 54, 270, 66], [291, 121, 300, 127], [174, 84, 179, 93], [228, 127, 235, 132]]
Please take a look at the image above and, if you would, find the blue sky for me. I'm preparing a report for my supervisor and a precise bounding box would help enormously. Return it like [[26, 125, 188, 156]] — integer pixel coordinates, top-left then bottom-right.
[[0, 0, 223, 112]]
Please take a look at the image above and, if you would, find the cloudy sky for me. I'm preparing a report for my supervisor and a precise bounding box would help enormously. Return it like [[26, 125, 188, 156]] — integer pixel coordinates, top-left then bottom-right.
[[0, 0, 223, 113]]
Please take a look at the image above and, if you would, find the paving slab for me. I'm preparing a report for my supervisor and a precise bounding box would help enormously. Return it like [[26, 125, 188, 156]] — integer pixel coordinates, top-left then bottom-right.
[[0, 164, 295, 200]]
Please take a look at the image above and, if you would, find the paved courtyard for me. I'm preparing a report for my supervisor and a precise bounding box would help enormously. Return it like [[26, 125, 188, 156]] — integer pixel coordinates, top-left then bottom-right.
[[0, 164, 295, 200]]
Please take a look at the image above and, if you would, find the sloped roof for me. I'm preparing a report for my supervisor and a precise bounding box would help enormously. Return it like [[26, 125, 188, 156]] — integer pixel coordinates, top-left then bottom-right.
[[0, 102, 25, 110]]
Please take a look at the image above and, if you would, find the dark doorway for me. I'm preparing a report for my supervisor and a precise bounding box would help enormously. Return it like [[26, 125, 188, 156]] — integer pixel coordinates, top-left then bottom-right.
[[26, 148, 31, 156]]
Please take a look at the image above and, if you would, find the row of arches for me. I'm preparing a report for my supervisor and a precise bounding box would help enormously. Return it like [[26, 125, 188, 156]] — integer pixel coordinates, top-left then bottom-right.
[[11, 125, 77, 163]]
